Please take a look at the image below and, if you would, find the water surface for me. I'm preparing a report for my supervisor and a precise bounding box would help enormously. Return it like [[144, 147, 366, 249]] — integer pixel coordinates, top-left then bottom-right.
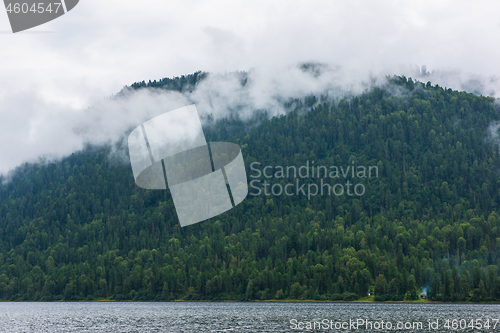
[[0, 302, 498, 332]]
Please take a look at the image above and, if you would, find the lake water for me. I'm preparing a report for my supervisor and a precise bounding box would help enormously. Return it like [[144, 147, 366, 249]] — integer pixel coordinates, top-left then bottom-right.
[[0, 302, 498, 332]]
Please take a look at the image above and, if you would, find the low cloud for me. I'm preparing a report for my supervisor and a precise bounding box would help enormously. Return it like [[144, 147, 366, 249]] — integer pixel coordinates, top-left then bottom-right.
[[1, 62, 500, 175], [1, 0, 500, 174]]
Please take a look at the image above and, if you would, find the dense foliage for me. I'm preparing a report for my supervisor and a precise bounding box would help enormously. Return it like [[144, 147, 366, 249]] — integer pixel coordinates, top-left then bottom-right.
[[1, 73, 500, 302]]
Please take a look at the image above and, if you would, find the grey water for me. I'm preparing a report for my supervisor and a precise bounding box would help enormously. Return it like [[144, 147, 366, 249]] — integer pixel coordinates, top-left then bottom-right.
[[0, 302, 498, 332]]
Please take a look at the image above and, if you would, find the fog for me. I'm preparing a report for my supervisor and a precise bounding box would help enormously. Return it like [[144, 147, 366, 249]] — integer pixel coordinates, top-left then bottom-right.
[[1, 0, 499, 173]]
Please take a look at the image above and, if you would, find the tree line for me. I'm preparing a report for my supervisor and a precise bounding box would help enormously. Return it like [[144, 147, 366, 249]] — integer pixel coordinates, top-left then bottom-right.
[[0, 73, 500, 302]]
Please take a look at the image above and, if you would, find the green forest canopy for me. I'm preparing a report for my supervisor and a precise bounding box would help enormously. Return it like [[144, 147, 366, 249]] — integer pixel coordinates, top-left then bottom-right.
[[0, 73, 500, 302]]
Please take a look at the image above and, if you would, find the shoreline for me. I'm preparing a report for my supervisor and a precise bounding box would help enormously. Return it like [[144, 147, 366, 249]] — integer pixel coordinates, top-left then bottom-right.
[[1, 299, 499, 304]]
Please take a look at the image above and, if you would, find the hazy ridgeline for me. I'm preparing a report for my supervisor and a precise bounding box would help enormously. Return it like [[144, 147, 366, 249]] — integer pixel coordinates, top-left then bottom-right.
[[0, 73, 500, 302]]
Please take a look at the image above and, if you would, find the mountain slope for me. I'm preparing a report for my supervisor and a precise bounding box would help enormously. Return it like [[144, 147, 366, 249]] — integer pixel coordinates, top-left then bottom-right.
[[0, 74, 500, 302]]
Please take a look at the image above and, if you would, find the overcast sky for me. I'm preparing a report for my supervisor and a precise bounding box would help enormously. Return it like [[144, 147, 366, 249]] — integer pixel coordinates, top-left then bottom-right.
[[1, 0, 500, 174]]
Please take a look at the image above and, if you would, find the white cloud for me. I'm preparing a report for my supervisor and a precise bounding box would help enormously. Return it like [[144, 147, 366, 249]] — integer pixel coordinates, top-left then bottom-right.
[[0, 0, 499, 173]]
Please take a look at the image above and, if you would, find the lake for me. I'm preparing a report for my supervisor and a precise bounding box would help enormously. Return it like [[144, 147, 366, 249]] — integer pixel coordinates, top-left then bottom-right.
[[0, 302, 498, 332]]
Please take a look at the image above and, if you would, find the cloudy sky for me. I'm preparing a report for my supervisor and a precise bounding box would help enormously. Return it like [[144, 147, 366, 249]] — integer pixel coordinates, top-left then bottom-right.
[[0, 0, 500, 174]]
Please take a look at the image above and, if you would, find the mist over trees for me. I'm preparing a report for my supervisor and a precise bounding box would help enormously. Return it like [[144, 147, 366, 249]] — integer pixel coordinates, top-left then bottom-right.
[[0, 73, 500, 302]]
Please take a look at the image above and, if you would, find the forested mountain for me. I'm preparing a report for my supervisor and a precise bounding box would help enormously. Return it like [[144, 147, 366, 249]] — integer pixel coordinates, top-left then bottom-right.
[[1, 73, 500, 302]]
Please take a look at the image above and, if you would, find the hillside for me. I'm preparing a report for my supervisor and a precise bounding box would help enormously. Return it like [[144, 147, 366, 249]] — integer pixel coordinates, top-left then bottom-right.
[[0, 74, 500, 302]]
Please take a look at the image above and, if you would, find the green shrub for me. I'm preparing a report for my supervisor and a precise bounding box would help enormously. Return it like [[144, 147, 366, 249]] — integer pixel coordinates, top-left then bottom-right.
[[342, 293, 359, 301]]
